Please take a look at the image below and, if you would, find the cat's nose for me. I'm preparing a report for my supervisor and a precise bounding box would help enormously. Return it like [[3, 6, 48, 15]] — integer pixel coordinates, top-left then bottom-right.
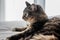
[[22, 16, 28, 21], [22, 16, 25, 19]]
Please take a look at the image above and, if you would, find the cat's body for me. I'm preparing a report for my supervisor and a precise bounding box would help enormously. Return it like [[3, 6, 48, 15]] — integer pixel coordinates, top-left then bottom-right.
[[6, 2, 60, 40], [42, 17, 60, 40]]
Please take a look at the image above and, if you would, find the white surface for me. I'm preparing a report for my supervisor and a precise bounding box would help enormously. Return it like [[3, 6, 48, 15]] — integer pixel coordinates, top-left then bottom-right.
[[5, 0, 34, 21], [0, 21, 27, 31], [0, 31, 21, 40], [0, 21, 27, 40]]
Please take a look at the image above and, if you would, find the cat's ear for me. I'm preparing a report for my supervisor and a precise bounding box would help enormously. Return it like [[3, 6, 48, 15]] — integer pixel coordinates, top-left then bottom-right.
[[25, 1, 31, 7]]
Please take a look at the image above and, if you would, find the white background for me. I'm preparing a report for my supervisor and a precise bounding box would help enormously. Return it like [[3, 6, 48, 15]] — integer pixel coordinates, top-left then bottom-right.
[[5, 0, 34, 21], [5, 0, 60, 21], [45, 0, 60, 16]]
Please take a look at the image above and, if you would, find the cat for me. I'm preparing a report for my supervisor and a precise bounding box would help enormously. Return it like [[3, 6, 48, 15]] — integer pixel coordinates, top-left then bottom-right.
[[6, 1, 59, 40]]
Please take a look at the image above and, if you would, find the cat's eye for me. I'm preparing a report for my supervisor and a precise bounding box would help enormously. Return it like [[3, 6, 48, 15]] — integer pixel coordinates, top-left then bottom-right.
[[25, 13, 28, 17]]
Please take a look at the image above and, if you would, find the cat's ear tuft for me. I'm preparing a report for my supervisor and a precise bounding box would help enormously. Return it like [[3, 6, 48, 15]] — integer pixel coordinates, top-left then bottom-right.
[[25, 1, 31, 7]]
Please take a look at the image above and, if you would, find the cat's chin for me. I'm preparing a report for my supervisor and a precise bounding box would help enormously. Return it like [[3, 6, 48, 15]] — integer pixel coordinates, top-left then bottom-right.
[[26, 20, 36, 26], [26, 20, 36, 24]]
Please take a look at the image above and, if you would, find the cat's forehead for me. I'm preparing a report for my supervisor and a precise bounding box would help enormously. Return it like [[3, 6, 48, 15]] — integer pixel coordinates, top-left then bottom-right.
[[23, 7, 30, 12], [23, 4, 37, 12], [23, 6, 32, 13]]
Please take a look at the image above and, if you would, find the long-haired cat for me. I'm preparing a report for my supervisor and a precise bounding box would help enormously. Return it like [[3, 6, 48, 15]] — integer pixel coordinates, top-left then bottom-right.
[[6, 1, 59, 40]]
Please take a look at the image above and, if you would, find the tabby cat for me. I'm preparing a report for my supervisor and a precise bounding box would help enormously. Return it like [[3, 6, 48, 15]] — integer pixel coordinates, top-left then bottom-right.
[[6, 1, 59, 40]]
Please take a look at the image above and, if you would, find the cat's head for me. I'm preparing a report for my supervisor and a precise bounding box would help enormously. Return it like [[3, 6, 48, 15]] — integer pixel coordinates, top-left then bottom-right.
[[22, 1, 47, 24]]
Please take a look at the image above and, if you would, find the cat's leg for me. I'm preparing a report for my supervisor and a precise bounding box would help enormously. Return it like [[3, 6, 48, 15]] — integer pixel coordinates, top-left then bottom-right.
[[6, 27, 32, 40]]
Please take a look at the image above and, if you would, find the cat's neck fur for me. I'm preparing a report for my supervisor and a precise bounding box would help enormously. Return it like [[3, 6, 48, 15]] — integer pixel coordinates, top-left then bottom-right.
[[30, 19, 48, 31]]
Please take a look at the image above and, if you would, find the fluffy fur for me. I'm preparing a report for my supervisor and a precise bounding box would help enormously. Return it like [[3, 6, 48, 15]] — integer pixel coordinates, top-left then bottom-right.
[[42, 17, 60, 40]]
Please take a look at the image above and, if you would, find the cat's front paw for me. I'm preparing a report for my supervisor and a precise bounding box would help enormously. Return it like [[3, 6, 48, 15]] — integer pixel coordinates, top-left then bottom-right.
[[12, 28, 18, 31], [12, 27, 27, 32], [12, 28, 23, 32]]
